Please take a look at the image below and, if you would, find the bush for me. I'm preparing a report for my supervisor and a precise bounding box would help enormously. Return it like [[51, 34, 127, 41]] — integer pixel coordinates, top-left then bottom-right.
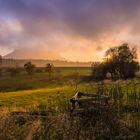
[[24, 62, 36, 76], [8, 68, 20, 77], [92, 62, 107, 81]]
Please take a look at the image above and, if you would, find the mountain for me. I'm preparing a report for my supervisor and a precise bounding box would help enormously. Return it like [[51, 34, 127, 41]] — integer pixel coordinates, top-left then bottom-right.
[[4, 48, 65, 60], [3, 48, 92, 67]]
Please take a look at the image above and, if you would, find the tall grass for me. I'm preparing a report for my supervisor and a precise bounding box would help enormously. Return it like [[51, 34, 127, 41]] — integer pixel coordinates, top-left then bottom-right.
[[0, 81, 139, 139]]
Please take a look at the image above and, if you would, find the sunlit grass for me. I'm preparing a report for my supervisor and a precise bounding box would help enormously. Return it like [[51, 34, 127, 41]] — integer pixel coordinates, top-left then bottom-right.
[[0, 86, 81, 111]]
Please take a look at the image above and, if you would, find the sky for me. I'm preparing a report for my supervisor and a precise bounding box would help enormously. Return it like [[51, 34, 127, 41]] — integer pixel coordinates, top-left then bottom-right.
[[0, 0, 140, 61]]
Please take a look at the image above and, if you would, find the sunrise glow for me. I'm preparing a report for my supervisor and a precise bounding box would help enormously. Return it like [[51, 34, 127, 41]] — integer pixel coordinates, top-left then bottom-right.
[[0, 0, 140, 62]]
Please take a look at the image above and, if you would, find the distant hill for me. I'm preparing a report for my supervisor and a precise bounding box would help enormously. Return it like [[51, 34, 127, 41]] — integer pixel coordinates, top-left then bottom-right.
[[3, 48, 92, 67], [1, 59, 92, 67], [4, 48, 66, 61]]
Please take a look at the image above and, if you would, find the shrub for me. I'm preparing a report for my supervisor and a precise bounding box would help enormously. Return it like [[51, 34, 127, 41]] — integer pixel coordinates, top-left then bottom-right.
[[24, 62, 36, 76], [92, 62, 107, 81]]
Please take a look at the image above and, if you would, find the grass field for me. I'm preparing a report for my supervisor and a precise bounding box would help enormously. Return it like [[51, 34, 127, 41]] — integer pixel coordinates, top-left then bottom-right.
[[0, 67, 91, 92], [0, 67, 140, 139], [0, 67, 139, 111], [0, 80, 139, 110], [0, 86, 74, 109]]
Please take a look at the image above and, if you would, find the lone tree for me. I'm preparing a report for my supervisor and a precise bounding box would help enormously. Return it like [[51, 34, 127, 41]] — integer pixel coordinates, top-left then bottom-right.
[[45, 63, 54, 76], [24, 62, 35, 76], [105, 43, 139, 79], [92, 43, 139, 80]]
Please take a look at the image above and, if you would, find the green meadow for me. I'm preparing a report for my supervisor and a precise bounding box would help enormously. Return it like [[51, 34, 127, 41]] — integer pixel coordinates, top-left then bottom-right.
[[0, 67, 139, 109], [0, 67, 91, 92], [0, 67, 139, 139]]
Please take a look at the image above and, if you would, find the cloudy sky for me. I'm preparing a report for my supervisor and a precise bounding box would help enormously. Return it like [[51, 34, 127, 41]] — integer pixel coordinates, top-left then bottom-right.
[[0, 0, 140, 61]]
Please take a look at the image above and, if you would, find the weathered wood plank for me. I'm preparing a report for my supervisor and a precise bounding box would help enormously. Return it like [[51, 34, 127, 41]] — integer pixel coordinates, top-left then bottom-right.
[[70, 92, 110, 113], [71, 92, 110, 100]]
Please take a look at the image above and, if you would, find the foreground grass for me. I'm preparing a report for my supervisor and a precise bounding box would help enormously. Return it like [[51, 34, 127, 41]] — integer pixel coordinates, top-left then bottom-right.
[[0, 81, 139, 139], [0, 81, 139, 110], [0, 86, 73, 109], [0, 85, 93, 112], [0, 67, 140, 139]]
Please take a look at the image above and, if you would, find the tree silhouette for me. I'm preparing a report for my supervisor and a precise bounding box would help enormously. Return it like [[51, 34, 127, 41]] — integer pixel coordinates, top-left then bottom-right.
[[24, 62, 35, 76], [105, 43, 139, 79], [92, 43, 139, 80], [45, 63, 54, 76]]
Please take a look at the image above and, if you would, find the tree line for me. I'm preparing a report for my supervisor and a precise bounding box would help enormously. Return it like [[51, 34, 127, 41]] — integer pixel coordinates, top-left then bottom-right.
[[0, 59, 54, 77]]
